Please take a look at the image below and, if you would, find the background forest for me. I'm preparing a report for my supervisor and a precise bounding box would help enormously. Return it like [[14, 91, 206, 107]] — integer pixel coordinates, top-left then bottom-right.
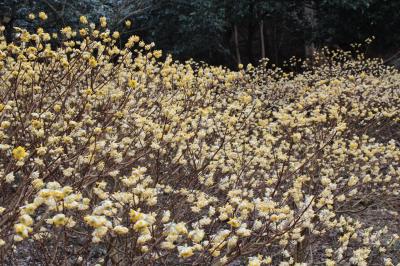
[[0, 0, 400, 265], [1, 0, 400, 68]]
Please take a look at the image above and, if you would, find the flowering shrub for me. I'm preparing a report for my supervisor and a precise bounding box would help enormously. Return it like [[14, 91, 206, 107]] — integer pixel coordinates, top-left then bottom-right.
[[0, 14, 399, 265]]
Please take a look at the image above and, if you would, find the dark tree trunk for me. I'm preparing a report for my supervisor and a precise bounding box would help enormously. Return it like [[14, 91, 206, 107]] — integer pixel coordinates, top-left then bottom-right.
[[260, 19, 265, 59], [1, 3, 16, 43], [234, 24, 242, 65], [4, 18, 15, 44], [247, 23, 255, 65], [246, 2, 256, 65], [304, 0, 317, 57]]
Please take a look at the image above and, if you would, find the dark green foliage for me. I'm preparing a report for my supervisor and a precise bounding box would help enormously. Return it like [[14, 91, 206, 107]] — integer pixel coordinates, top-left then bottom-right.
[[1, 0, 399, 68]]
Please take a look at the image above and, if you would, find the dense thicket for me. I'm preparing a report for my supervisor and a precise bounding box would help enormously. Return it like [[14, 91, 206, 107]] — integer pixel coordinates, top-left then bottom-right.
[[1, 0, 400, 68], [0, 15, 399, 265]]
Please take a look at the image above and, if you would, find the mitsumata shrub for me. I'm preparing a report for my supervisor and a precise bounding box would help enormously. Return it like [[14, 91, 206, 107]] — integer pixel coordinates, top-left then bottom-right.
[[0, 13, 399, 265]]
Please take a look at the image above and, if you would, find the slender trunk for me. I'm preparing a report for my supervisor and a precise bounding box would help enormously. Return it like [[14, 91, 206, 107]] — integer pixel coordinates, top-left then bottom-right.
[[234, 24, 242, 65], [273, 18, 278, 64], [304, 0, 317, 57], [260, 19, 265, 59], [247, 23, 255, 65], [266, 19, 273, 62], [4, 20, 14, 44], [2, 4, 16, 44], [223, 0, 236, 66], [246, 1, 255, 65]]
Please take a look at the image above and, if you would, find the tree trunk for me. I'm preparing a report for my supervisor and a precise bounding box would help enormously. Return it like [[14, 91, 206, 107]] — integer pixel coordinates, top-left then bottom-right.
[[304, 0, 317, 57], [1, 4, 16, 44], [234, 24, 242, 65], [4, 17, 16, 44], [247, 23, 255, 65], [260, 19, 265, 59]]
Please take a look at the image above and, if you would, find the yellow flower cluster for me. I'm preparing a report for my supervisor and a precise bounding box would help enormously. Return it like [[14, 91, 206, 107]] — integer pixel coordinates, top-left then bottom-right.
[[0, 16, 399, 265], [12, 146, 27, 161]]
